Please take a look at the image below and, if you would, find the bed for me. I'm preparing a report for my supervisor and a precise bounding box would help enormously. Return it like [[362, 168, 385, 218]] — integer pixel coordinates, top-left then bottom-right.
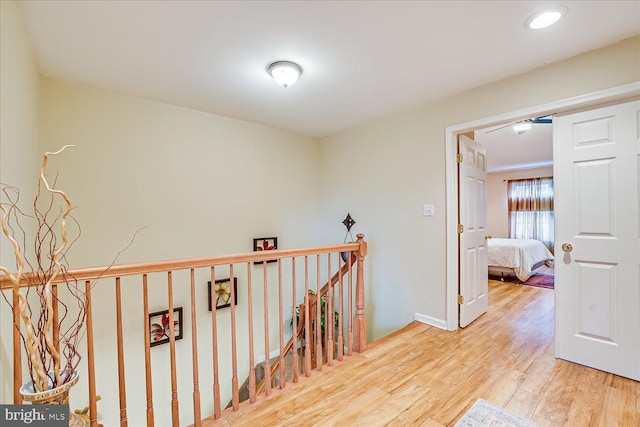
[[487, 238, 554, 282]]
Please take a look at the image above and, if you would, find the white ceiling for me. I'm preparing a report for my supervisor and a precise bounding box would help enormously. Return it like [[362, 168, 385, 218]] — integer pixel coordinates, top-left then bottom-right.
[[475, 119, 553, 172], [16, 1, 640, 138]]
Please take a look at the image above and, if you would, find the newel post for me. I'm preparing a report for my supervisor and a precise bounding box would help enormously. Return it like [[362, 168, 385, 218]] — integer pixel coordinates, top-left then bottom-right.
[[353, 233, 367, 353]]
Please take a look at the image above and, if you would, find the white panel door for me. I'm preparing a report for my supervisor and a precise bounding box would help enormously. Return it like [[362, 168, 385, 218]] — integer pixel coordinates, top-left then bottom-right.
[[555, 100, 640, 380], [458, 135, 488, 328]]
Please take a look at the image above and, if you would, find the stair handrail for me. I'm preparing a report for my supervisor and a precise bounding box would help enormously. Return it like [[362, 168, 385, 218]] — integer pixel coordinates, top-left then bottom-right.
[[0, 243, 360, 290], [3, 234, 367, 426]]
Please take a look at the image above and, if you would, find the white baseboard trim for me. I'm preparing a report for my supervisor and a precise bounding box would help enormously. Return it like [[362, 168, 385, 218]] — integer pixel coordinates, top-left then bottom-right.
[[414, 313, 448, 330]]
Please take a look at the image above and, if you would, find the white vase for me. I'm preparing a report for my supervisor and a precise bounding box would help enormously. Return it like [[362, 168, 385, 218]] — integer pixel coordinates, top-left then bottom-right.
[[19, 370, 79, 405], [19, 370, 86, 426]]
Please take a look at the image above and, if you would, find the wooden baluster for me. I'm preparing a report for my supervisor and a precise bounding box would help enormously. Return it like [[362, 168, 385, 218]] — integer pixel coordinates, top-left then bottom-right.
[[52, 284, 60, 356], [291, 257, 299, 383], [12, 289, 21, 404], [353, 234, 368, 353], [167, 271, 180, 426], [190, 269, 201, 426], [247, 263, 256, 403], [230, 264, 239, 410], [347, 251, 353, 356], [303, 256, 311, 376], [115, 277, 128, 426], [210, 266, 221, 419], [262, 261, 271, 395], [315, 254, 322, 371], [323, 257, 328, 362], [307, 299, 314, 370], [278, 259, 285, 389], [142, 274, 155, 426], [337, 254, 344, 361], [85, 280, 98, 427], [326, 254, 334, 366]]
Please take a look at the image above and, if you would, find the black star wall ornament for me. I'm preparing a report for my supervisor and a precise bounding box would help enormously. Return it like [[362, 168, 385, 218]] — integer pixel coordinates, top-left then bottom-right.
[[342, 213, 356, 232], [342, 213, 356, 249], [341, 213, 357, 261]]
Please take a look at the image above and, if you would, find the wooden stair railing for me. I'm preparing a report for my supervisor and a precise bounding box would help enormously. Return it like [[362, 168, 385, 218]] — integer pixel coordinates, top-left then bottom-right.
[[2, 234, 367, 427], [254, 251, 357, 396]]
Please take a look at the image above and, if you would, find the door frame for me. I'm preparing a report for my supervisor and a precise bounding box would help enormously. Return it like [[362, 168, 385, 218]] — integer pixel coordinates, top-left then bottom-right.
[[444, 81, 640, 331]]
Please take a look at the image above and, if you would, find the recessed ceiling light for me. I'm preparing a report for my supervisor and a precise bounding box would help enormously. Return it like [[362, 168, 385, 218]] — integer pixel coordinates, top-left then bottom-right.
[[267, 61, 302, 88], [525, 7, 567, 30]]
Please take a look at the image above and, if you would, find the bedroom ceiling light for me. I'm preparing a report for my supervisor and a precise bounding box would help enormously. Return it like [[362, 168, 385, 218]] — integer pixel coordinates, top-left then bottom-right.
[[267, 61, 302, 88], [525, 7, 567, 30], [513, 122, 532, 134]]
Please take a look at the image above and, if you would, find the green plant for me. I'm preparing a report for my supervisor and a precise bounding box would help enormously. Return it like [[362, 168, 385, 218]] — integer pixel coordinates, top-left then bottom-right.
[[292, 291, 339, 340]]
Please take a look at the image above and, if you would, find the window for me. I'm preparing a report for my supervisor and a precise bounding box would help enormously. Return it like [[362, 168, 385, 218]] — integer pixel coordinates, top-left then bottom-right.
[[508, 177, 554, 252]]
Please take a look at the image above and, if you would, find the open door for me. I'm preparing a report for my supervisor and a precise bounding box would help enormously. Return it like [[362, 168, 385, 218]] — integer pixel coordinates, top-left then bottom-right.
[[555, 100, 640, 380], [458, 134, 489, 328]]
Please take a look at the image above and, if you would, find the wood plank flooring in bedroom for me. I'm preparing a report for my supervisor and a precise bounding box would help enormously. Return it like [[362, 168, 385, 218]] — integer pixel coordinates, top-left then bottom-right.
[[211, 279, 638, 427]]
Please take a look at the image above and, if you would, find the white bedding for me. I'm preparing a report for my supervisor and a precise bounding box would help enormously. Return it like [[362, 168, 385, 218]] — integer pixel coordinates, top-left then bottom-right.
[[487, 238, 554, 282]]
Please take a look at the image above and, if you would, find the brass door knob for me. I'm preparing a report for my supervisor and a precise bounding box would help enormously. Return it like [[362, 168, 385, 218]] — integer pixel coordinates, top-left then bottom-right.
[[485, 235, 493, 240], [562, 243, 573, 252]]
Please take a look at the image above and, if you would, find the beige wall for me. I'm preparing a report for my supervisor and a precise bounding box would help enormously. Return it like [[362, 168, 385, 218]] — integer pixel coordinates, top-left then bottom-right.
[[36, 78, 321, 425], [38, 78, 321, 266], [320, 36, 640, 340], [487, 167, 554, 238], [0, 0, 40, 403]]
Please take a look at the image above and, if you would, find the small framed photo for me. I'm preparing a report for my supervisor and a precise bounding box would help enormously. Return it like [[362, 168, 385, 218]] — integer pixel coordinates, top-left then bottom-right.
[[253, 237, 278, 264], [149, 307, 183, 347], [208, 277, 238, 310]]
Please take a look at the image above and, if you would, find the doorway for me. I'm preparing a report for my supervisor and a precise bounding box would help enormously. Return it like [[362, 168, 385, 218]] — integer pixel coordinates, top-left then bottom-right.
[[458, 124, 555, 328], [444, 82, 640, 331], [476, 122, 555, 279], [445, 83, 640, 381]]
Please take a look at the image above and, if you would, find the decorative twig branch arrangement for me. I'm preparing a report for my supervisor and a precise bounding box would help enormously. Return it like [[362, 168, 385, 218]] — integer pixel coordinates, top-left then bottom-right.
[[1, 145, 85, 392]]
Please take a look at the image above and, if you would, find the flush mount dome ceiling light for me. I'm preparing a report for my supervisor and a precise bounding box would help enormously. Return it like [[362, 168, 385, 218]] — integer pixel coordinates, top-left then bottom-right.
[[525, 6, 568, 30], [267, 61, 302, 88]]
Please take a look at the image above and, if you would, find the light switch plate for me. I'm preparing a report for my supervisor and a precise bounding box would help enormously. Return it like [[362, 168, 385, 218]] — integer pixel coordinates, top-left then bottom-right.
[[422, 204, 434, 217]]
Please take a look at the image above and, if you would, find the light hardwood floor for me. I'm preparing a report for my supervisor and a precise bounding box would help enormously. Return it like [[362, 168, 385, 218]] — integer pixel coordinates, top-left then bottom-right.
[[206, 280, 639, 426]]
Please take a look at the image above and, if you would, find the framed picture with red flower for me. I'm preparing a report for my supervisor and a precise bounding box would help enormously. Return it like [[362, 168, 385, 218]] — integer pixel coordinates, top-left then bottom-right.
[[253, 237, 278, 264], [208, 277, 238, 310], [149, 307, 183, 347]]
